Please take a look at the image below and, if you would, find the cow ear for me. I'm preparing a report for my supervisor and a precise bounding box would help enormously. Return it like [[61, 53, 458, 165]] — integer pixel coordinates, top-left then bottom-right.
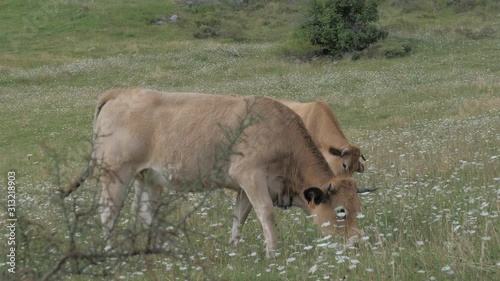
[[304, 187, 325, 207], [329, 147, 342, 156]]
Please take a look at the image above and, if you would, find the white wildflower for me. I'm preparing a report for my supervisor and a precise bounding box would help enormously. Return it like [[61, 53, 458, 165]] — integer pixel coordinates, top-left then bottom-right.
[[315, 235, 332, 242], [309, 264, 317, 274], [441, 265, 451, 272]]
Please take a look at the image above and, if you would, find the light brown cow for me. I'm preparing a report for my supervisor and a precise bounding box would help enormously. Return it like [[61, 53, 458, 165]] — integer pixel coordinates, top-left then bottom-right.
[[229, 100, 367, 243], [281, 100, 365, 177], [66, 88, 374, 257]]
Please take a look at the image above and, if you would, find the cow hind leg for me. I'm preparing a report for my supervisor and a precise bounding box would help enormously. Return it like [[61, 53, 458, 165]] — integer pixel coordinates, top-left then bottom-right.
[[99, 165, 135, 248], [132, 174, 153, 227], [229, 190, 253, 246], [132, 168, 171, 250], [132, 169, 164, 227]]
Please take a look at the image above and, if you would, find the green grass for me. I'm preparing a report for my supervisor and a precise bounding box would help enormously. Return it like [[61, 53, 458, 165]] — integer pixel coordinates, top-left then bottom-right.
[[1, 0, 499, 280]]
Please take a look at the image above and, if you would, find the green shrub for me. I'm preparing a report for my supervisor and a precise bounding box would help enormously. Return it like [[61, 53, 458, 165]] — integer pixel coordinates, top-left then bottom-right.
[[301, 0, 387, 56], [354, 36, 416, 59], [193, 18, 220, 38]]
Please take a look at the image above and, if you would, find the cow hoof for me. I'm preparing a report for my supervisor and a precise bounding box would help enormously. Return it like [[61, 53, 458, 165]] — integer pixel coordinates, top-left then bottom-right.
[[161, 241, 173, 252], [347, 236, 360, 248], [265, 249, 280, 259], [228, 236, 242, 246]]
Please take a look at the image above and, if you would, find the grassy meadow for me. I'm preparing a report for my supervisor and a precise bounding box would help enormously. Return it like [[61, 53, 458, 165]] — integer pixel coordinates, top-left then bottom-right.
[[0, 0, 499, 280]]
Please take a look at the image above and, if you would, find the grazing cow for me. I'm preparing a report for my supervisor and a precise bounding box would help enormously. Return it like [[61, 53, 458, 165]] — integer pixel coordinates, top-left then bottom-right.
[[281, 100, 365, 177], [66, 88, 374, 258], [229, 100, 367, 244]]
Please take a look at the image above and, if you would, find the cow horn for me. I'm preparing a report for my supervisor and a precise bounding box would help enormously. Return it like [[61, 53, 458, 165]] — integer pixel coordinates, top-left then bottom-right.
[[327, 183, 336, 193], [357, 187, 377, 194], [341, 147, 350, 157]]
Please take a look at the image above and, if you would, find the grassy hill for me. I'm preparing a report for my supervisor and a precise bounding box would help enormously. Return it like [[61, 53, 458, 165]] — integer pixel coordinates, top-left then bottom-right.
[[0, 0, 499, 280]]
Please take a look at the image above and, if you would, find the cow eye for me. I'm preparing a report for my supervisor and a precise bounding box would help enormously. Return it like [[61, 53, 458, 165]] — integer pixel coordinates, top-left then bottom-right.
[[335, 206, 347, 218], [342, 163, 347, 170]]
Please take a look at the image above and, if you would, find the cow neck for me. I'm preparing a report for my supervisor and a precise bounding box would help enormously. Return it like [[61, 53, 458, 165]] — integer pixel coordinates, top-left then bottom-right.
[[269, 98, 334, 190], [289, 136, 334, 190], [317, 102, 347, 139], [299, 153, 334, 189]]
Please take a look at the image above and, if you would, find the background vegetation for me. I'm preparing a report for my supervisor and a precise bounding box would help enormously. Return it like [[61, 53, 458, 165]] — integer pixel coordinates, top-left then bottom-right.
[[300, 0, 388, 56], [0, 0, 499, 280]]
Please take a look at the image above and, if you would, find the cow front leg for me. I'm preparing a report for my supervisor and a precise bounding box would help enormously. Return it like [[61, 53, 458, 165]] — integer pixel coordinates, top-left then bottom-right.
[[238, 171, 278, 258], [229, 190, 253, 246]]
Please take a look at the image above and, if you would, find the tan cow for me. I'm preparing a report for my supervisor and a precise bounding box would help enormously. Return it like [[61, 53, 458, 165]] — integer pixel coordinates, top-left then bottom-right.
[[66, 88, 374, 257], [281, 100, 365, 177], [229, 100, 367, 242]]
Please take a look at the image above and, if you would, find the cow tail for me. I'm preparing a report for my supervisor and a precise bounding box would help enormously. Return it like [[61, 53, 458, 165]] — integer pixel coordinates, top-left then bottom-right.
[[63, 99, 108, 197]]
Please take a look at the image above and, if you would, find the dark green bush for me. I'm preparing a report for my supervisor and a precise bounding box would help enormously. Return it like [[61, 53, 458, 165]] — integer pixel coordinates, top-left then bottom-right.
[[301, 0, 387, 56]]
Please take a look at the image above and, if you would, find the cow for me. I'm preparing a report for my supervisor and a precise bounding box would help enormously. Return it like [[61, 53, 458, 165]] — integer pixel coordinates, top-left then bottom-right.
[[65, 88, 375, 258], [228, 100, 367, 243], [281, 100, 365, 177]]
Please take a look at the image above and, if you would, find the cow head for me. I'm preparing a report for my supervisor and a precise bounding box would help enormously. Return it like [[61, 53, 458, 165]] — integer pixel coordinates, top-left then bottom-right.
[[328, 146, 365, 177], [303, 177, 375, 244]]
